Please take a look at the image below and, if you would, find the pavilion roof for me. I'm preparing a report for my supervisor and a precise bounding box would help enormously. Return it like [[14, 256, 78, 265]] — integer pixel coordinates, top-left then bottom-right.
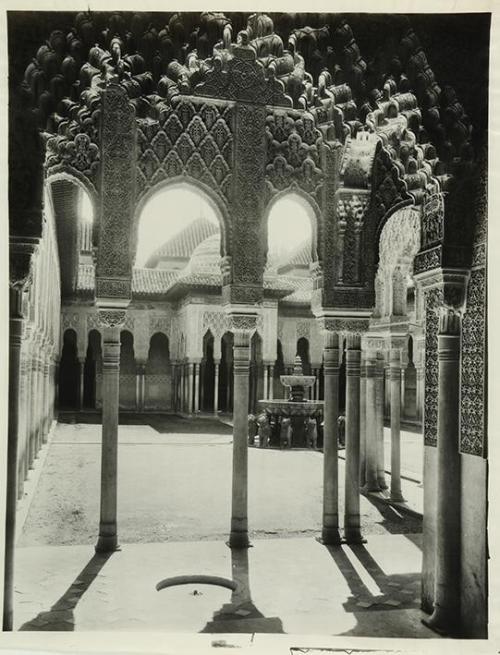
[[144, 217, 219, 268]]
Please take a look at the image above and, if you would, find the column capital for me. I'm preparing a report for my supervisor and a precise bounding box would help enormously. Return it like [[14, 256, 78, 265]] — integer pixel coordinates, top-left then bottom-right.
[[316, 315, 369, 337], [98, 309, 127, 329], [414, 267, 470, 309], [439, 307, 461, 336], [346, 333, 361, 350]]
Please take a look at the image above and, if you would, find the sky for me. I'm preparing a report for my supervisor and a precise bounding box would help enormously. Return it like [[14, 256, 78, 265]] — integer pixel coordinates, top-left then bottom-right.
[[133, 187, 313, 267]]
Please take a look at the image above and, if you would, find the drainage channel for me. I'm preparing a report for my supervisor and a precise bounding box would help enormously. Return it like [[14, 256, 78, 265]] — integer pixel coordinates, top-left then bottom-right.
[[156, 575, 237, 592]]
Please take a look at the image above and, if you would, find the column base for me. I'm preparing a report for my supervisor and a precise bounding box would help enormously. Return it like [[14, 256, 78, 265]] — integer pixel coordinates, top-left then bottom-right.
[[377, 478, 388, 490], [361, 482, 381, 494], [228, 531, 250, 549], [95, 534, 119, 553], [319, 527, 342, 546], [421, 606, 460, 637], [342, 530, 366, 545], [390, 491, 405, 503]]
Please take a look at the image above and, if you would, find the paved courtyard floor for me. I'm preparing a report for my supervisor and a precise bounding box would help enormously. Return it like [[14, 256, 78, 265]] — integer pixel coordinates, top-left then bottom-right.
[[14, 415, 433, 637]]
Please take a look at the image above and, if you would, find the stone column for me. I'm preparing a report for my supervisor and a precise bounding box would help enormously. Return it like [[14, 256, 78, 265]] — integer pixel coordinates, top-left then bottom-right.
[[28, 355, 37, 468], [96, 313, 123, 553], [423, 309, 462, 636], [194, 362, 200, 413], [400, 366, 406, 419], [18, 357, 28, 497], [3, 316, 24, 630], [229, 324, 252, 548], [263, 364, 269, 401], [181, 363, 186, 412], [359, 352, 367, 487], [344, 334, 363, 543], [78, 356, 85, 410], [384, 364, 391, 420], [375, 354, 387, 490], [416, 365, 424, 424], [187, 362, 194, 414], [269, 364, 274, 400], [42, 356, 51, 440], [389, 348, 404, 502], [214, 361, 220, 414], [363, 352, 380, 491], [226, 362, 232, 411], [136, 362, 146, 411], [321, 332, 341, 545]]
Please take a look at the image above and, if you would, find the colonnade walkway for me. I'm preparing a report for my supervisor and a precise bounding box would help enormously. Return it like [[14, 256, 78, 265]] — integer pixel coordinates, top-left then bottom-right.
[[14, 415, 433, 636]]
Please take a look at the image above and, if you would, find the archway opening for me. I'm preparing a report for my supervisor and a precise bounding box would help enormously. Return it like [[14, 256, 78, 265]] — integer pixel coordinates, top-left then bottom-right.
[[145, 333, 171, 411], [219, 332, 234, 414], [47, 177, 95, 299], [119, 330, 136, 410], [135, 182, 222, 269], [266, 192, 316, 266], [202, 330, 215, 412], [58, 329, 79, 409], [249, 332, 263, 414], [83, 329, 101, 409]]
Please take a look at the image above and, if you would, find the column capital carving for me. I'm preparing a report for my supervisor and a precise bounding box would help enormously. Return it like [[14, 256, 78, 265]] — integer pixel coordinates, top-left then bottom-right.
[[316, 316, 369, 336], [439, 308, 461, 336], [98, 309, 127, 329], [414, 267, 469, 312], [226, 310, 258, 337]]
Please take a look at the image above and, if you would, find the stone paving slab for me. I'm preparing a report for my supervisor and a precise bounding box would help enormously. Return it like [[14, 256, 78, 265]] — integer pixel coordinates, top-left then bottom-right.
[[19, 421, 422, 548], [14, 534, 436, 638]]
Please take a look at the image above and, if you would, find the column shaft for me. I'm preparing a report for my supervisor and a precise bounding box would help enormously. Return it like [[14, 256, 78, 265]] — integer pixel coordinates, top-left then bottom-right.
[[375, 357, 387, 489], [389, 349, 404, 502], [321, 332, 341, 545], [364, 355, 380, 491], [359, 355, 367, 487], [269, 365, 274, 400], [194, 363, 200, 412], [3, 318, 23, 630], [79, 358, 85, 409], [344, 335, 363, 543], [263, 365, 269, 401], [214, 362, 220, 414], [187, 363, 194, 414], [230, 330, 251, 548], [423, 310, 462, 635], [96, 326, 121, 552]]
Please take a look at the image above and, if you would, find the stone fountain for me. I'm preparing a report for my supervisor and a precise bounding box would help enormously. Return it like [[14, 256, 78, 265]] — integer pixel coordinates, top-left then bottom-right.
[[255, 355, 324, 449]]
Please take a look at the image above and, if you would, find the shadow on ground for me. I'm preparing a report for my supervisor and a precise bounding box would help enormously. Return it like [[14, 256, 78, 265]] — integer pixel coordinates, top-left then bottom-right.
[[362, 493, 423, 537], [19, 551, 113, 631], [200, 548, 284, 634], [326, 544, 431, 637]]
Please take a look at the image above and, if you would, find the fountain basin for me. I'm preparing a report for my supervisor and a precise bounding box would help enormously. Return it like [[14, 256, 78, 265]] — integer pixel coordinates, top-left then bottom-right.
[[280, 374, 316, 388], [257, 399, 323, 417]]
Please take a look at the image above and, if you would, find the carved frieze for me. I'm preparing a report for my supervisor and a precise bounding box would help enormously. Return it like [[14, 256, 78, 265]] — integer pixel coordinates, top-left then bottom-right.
[[96, 84, 136, 288], [460, 267, 486, 457], [46, 130, 100, 192], [423, 286, 442, 447], [150, 315, 171, 335], [98, 309, 127, 328], [230, 103, 267, 292], [194, 41, 292, 107], [136, 99, 233, 210], [265, 111, 323, 202], [421, 191, 445, 248], [337, 192, 370, 285]]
